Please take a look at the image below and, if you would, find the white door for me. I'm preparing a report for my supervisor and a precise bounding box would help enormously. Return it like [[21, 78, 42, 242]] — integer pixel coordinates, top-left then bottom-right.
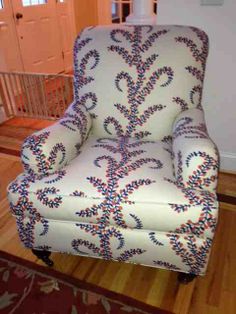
[[0, 0, 23, 71], [56, 0, 75, 73], [12, 0, 64, 73]]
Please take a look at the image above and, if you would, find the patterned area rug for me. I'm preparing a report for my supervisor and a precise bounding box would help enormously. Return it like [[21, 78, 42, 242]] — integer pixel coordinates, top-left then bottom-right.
[[0, 251, 170, 314]]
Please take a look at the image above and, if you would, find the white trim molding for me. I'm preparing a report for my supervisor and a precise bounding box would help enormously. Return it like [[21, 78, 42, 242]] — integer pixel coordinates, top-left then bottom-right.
[[219, 151, 236, 172], [126, 0, 157, 25]]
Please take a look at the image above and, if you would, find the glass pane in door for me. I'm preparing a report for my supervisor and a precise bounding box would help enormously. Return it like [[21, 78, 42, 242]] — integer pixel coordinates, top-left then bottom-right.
[[22, 0, 47, 6]]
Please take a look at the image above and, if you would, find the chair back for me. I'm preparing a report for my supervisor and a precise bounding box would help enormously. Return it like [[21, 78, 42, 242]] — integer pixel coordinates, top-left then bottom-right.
[[74, 25, 208, 140]]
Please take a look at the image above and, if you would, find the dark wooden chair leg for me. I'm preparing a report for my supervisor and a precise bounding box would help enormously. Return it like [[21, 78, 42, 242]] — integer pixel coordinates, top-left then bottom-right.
[[32, 249, 54, 267], [178, 272, 197, 284]]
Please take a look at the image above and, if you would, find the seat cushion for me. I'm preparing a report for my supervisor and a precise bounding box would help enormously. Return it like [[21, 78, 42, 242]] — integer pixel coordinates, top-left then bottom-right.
[[8, 136, 218, 238]]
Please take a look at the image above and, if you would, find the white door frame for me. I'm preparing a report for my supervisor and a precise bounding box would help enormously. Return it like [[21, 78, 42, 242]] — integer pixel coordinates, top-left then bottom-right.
[[100, 0, 157, 24], [97, 0, 112, 24]]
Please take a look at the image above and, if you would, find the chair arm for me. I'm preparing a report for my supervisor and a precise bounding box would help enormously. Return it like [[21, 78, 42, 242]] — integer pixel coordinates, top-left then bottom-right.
[[172, 108, 219, 192], [21, 102, 92, 176]]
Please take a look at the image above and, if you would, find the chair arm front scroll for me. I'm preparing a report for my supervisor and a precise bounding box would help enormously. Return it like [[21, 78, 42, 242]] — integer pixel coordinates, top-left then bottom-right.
[[21, 102, 92, 176], [172, 108, 219, 192]]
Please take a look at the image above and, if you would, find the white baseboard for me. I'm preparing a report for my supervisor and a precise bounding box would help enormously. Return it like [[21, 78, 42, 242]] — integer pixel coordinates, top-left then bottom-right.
[[219, 151, 236, 172]]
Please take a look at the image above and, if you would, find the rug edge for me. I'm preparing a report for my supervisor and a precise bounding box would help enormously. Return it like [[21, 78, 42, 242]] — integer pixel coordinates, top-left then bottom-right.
[[0, 250, 173, 314]]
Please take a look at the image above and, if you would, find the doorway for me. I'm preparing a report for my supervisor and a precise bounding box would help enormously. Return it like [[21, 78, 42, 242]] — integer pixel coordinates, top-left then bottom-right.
[[0, 0, 75, 73]]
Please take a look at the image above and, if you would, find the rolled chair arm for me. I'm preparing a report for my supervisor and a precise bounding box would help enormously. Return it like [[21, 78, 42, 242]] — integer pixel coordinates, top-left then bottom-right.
[[21, 102, 92, 176], [172, 108, 219, 192]]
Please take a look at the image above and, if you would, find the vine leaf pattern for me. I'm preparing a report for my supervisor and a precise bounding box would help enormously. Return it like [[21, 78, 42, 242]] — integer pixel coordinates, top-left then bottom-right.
[[169, 109, 218, 240], [71, 26, 171, 262], [8, 25, 219, 275], [73, 35, 100, 119], [149, 232, 164, 246], [10, 177, 48, 247], [173, 117, 208, 140], [105, 27, 173, 139], [168, 234, 212, 275], [153, 261, 180, 271], [172, 112, 219, 193], [21, 132, 66, 177], [165, 150, 217, 238], [8, 37, 93, 248], [173, 27, 209, 111]]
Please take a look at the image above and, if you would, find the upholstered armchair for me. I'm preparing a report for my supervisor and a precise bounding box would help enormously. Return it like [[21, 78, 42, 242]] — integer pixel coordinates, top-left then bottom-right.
[[8, 25, 219, 283]]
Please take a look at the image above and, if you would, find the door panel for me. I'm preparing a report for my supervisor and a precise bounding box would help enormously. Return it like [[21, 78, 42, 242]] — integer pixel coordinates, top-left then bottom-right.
[[56, 0, 75, 72], [12, 0, 64, 73], [0, 0, 23, 71]]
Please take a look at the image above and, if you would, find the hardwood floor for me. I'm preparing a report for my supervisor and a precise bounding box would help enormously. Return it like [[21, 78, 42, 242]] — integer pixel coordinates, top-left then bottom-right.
[[0, 117, 235, 314], [0, 117, 54, 155]]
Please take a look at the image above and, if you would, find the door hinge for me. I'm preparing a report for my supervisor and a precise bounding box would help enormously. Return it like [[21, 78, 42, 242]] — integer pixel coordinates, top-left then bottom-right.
[[62, 51, 65, 59]]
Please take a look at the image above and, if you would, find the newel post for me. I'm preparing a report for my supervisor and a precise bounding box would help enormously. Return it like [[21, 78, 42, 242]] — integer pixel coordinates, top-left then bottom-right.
[[126, 0, 157, 25]]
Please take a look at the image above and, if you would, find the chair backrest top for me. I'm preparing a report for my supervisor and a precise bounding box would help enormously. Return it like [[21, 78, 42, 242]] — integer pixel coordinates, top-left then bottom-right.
[[73, 24, 209, 141]]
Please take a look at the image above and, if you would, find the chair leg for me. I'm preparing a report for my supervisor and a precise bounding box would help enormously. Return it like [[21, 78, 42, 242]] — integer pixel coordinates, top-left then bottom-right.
[[178, 272, 197, 284], [32, 249, 54, 267]]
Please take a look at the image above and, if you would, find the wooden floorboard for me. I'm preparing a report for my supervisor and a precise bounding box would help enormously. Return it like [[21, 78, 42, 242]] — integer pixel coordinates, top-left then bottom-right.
[[0, 117, 54, 152], [0, 117, 235, 313]]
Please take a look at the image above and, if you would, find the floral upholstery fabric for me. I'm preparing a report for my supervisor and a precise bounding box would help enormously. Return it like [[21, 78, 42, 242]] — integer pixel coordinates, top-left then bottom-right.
[[7, 25, 219, 276], [13, 217, 213, 275], [21, 102, 92, 176], [10, 135, 217, 238], [74, 25, 208, 140], [172, 108, 218, 192]]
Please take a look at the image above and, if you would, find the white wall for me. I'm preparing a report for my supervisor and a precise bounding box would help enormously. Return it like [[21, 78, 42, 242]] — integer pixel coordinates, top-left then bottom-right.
[[157, 0, 236, 171]]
